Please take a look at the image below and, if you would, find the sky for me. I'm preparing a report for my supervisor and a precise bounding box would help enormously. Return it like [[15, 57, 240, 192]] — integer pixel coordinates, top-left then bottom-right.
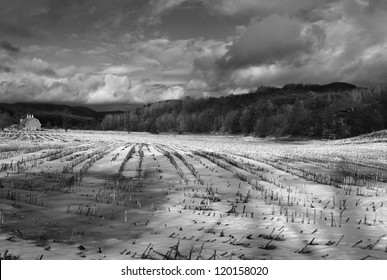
[[1, 0, 387, 106]]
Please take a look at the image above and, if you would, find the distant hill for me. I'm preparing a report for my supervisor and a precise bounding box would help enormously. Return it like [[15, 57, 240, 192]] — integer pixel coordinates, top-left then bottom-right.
[[0, 102, 124, 129], [282, 82, 358, 92], [86, 103, 143, 112]]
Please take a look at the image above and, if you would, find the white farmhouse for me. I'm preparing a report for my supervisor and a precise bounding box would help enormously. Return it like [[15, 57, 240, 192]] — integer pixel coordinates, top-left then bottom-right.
[[19, 114, 42, 131]]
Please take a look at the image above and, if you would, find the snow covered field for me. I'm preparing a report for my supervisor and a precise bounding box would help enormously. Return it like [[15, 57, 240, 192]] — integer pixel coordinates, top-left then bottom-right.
[[0, 130, 386, 260]]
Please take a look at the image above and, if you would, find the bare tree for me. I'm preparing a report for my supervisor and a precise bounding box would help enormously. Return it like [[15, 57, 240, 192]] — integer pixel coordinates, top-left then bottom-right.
[[0, 113, 15, 131]]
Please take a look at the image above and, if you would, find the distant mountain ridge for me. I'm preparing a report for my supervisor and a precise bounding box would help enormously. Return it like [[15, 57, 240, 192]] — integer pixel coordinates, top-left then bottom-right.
[[0, 102, 98, 116]]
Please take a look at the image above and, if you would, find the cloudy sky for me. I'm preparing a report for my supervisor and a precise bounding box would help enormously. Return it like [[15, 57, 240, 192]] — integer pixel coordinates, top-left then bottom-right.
[[1, 0, 387, 106]]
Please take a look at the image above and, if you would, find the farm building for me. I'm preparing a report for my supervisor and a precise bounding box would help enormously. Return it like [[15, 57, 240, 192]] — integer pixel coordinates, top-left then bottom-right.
[[19, 114, 41, 131]]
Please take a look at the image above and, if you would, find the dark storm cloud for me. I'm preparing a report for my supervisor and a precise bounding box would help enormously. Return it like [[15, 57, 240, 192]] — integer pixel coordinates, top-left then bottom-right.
[[203, 0, 340, 18], [0, 41, 20, 54], [217, 15, 325, 69], [0, 22, 35, 38], [37, 0, 85, 23]]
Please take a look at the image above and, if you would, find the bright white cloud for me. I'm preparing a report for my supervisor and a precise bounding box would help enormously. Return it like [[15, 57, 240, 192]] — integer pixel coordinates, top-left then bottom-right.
[[0, 46, 200, 105], [100, 65, 145, 75], [87, 74, 131, 104], [187, 79, 208, 90]]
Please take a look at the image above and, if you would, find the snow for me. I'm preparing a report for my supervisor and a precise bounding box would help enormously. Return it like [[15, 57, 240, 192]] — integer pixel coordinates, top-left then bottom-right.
[[1, 130, 386, 260]]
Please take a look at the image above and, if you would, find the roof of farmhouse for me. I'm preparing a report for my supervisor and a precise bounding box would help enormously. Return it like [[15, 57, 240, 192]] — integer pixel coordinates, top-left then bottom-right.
[[20, 114, 41, 127]]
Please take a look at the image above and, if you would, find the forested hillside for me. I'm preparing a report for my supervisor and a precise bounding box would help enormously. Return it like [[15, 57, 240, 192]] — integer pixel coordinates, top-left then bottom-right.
[[100, 84, 387, 139]]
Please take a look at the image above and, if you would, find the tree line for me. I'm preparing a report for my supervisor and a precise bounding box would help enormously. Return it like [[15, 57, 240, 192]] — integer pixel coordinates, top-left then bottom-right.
[[99, 85, 387, 139]]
